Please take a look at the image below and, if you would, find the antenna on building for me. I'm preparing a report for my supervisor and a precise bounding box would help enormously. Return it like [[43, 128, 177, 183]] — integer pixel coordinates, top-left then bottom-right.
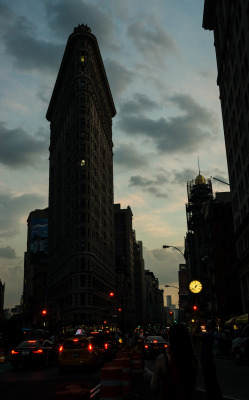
[[198, 156, 201, 175]]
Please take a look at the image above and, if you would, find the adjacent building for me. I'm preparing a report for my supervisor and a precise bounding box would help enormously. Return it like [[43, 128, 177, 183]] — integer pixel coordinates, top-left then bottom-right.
[[202, 192, 242, 317], [23, 208, 48, 327], [0, 279, 5, 320], [46, 24, 116, 329], [203, 0, 249, 312], [133, 236, 146, 327], [113, 204, 136, 330]]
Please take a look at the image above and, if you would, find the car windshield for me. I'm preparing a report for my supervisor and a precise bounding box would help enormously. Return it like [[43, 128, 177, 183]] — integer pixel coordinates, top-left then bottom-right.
[[90, 333, 113, 342], [17, 340, 40, 348], [63, 339, 89, 349], [145, 336, 165, 343]]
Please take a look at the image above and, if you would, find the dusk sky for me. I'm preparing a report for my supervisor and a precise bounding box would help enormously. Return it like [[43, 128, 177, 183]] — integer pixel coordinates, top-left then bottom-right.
[[0, 0, 229, 309]]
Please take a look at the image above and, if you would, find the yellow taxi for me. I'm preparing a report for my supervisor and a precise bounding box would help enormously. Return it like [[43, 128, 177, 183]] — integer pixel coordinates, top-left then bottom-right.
[[58, 335, 104, 373]]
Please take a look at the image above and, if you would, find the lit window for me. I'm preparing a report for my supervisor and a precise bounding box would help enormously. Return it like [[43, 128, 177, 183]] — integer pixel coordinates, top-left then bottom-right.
[[81, 56, 84, 62], [81, 160, 86, 166]]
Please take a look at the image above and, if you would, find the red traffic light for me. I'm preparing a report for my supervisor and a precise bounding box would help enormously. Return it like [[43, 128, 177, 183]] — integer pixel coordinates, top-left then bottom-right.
[[169, 311, 173, 316], [109, 292, 114, 297], [42, 309, 47, 315], [193, 305, 198, 311]]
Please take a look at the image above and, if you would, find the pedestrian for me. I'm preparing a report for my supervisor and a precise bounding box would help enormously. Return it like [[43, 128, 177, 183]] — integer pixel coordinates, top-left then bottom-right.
[[200, 319, 223, 400], [151, 323, 198, 400]]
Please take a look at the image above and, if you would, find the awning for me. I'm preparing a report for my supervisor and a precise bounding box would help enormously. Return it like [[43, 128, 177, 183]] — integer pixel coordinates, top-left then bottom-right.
[[225, 316, 237, 325], [234, 314, 249, 324]]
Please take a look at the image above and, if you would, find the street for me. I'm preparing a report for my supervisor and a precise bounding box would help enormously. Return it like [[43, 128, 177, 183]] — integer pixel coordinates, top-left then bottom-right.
[[0, 363, 100, 399], [0, 356, 249, 400]]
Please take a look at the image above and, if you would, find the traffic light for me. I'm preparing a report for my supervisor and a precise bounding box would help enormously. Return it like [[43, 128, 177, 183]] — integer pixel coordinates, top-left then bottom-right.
[[193, 305, 198, 311], [42, 309, 47, 315], [109, 291, 114, 297], [169, 311, 173, 316]]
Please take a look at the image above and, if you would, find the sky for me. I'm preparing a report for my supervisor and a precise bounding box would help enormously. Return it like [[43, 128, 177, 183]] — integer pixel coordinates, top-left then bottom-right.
[[0, 0, 229, 309]]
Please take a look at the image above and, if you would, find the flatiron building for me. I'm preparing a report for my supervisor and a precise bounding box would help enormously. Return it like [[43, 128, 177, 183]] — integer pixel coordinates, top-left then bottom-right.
[[46, 24, 116, 328]]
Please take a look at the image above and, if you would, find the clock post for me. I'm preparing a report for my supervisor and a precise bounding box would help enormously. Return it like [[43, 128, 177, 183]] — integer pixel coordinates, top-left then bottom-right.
[[188, 280, 202, 333]]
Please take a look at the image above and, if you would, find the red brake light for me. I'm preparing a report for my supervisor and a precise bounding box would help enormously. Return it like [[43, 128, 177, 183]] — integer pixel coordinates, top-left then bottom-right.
[[153, 340, 158, 343], [88, 344, 93, 351], [28, 340, 36, 343], [144, 345, 148, 349], [164, 344, 168, 348], [12, 350, 18, 354], [59, 345, 63, 352], [33, 349, 43, 354], [73, 339, 79, 342]]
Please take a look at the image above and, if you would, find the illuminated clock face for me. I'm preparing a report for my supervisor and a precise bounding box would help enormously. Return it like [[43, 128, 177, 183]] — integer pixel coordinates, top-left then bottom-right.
[[189, 280, 202, 293]]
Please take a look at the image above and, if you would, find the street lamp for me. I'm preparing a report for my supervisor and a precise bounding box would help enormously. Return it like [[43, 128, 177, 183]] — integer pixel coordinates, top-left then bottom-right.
[[165, 285, 179, 290], [162, 245, 185, 259]]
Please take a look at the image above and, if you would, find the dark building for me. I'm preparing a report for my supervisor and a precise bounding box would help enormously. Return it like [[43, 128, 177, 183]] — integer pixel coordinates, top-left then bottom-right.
[[23, 208, 48, 327], [46, 24, 116, 329], [202, 192, 242, 318], [133, 235, 146, 327], [0, 279, 5, 320], [113, 204, 136, 331], [203, 1, 249, 312], [144, 270, 162, 325]]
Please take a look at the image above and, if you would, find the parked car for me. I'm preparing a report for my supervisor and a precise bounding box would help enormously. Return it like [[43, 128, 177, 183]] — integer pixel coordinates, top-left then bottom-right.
[[89, 331, 117, 360], [11, 339, 57, 369], [58, 335, 104, 373], [232, 325, 249, 364], [143, 335, 168, 359]]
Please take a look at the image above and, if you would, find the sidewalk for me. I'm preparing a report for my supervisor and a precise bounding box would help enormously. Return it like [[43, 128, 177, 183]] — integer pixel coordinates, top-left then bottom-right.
[[127, 374, 232, 400]]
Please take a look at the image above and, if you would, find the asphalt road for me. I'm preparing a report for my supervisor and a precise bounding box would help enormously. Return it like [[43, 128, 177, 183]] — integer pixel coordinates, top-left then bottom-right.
[[0, 355, 249, 400]]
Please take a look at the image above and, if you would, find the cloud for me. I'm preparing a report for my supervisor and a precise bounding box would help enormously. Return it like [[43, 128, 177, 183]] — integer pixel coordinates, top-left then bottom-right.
[[104, 59, 133, 101], [129, 172, 169, 198], [0, 122, 48, 168], [0, 264, 23, 308], [0, 246, 16, 259], [118, 93, 219, 154], [143, 247, 184, 292], [114, 143, 149, 169], [127, 19, 179, 63], [0, 7, 64, 74], [119, 93, 159, 115], [171, 168, 198, 184], [0, 192, 47, 238], [44, 0, 116, 50]]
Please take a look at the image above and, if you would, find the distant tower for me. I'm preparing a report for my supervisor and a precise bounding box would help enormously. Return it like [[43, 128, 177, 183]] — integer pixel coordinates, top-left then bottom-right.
[[46, 25, 116, 327], [166, 295, 172, 308]]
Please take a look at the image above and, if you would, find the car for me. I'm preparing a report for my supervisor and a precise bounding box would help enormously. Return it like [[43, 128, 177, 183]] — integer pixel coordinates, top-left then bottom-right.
[[11, 339, 57, 369], [89, 331, 117, 360], [143, 335, 168, 359], [58, 335, 104, 373], [232, 324, 249, 364]]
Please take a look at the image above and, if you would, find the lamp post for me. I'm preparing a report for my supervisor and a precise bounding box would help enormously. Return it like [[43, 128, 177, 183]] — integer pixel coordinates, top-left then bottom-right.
[[162, 245, 185, 259], [163, 245, 186, 323], [165, 285, 179, 290]]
